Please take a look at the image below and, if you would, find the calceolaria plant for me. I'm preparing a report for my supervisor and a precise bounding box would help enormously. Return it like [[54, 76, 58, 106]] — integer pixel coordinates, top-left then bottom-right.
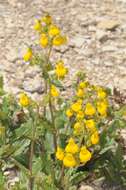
[[0, 14, 126, 190]]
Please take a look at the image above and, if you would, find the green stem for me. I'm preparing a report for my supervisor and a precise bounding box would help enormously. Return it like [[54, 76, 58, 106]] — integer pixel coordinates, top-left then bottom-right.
[[28, 110, 37, 190], [43, 81, 48, 117], [49, 96, 57, 151], [46, 45, 52, 64], [29, 140, 34, 190], [59, 164, 65, 188], [43, 45, 52, 117], [48, 78, 57, 152]]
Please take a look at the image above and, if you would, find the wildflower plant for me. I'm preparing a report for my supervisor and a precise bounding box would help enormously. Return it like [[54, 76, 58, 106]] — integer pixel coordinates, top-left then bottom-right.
[[0, 14, 126, 190]]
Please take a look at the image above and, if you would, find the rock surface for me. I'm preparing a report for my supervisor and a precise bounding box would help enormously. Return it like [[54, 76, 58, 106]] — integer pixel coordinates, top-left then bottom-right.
[[0, 0, 126, 97], [79, 185, 95, 190], [97, 20, 119, 30]]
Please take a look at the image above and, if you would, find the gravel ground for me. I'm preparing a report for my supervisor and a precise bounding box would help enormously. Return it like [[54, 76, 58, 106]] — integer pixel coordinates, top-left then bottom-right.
[[0, 0, 126, 98], [0, 0, 126, 189]]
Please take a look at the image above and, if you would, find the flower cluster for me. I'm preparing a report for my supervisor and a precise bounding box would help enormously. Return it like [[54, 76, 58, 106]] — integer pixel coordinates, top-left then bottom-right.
[[56, 81, 109, 167], [56, 137, 91, 167], [23, 14, 67, 61], [33, 14, 67, 48], [23, 14, 108, 171], [23, 15, 68, 100]]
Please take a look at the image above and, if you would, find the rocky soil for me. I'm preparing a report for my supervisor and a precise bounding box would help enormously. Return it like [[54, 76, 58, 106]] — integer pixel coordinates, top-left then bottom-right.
[[0, 0, 126, 189], [0, 0, 126, 98]]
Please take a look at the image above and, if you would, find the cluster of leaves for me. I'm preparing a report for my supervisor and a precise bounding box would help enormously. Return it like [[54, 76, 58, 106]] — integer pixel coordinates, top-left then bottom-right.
[[0, 14, 126, 190]]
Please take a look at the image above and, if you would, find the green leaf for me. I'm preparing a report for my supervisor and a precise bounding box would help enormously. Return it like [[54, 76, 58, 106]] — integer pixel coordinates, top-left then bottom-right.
[[52, 79, 64, 89], [99, 144, 114, 155], [70, 171, 88, 185], [45, 133, 54, 152], [114, 105, 126, 118], [0, 172, 5, 188], [12, 139, 30, 156], [15, 119, 33, 139], [32, 157, 43, 175], [11, 157, 30, 176], [55, 111, 66, 129]]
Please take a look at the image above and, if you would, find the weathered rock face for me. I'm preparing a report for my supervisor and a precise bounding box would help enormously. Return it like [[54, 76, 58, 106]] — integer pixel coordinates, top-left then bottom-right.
[[0, 0, 126, 98], [97, 20, 119, 30]]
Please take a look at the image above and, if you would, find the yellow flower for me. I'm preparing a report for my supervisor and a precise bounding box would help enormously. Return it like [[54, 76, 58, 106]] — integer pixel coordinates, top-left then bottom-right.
[[97, 88, 107, 99], [63, 153, 77, 167], [76, 88, 84, 97], [41, 15, 52, 25], [65, 138, 79, 154], [0, 126, 5, 136], [19, 93, 30, 107], [91, 131, 99, 145], [79, 146, 92, 163], [71, 101, 82, 113], [97, 101, 107, 116], [77, 99, 83, 104], [23, 48, 32, 62], [85, 103, 96, 116], [50, 85, 59, 97], [66, 109, 73, 118], [55, 60, 68, 79], [56, 147, 64, 161], [76, 110, 84, 120], [85, 119, 96, 131], [53, 35, 67, 46], [79, 82, 87, 89], [49, 25, 60, 37], [73, 122, 82, 135], [40, 34, 48, 48], [34, 19, 41, 31]]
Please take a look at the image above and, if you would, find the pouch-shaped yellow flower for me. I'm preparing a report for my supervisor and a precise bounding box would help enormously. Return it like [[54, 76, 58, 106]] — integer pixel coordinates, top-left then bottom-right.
[[50, 85, 59, 97], [79, 81, 88, 89], [65, 138, 79, 154], [76, 110, 84, 120], [97, 88, 107, 99], [49, 25, 60, 37], [91, 131, 99, 145], [66, 109, 73, 118], [77, 88, 84, 97], [56, 147, 64, 161], [19, 93, 30, 107], [23, 48, 32, 62], [73, 122, 82, 135], [71, 101, 82, 113], [85, 119, 96, 131], [79, 146, 92, 163], [53, 35, 67, 46], [97, 101, 107, 116], [34, 19, 41, 31], [41, 15, 52, 25], [63, 153, 77, 167], [40, 34, 48, 48], [55, 60, 67, 79], [85, 103, 96, 116]]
